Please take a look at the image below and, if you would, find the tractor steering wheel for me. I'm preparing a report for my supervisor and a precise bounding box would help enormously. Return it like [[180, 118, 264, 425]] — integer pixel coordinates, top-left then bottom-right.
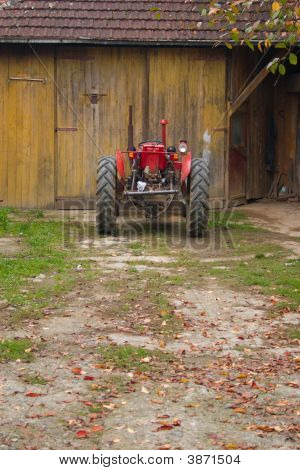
[[138, 140, 162, 147]]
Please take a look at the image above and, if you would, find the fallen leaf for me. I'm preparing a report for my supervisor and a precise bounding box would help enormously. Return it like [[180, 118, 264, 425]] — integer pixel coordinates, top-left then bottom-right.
[[141, 386, 150, 394], [91, 384, 100, 391], [286, 382, 299, 389], [233, 407, 246, 414], [158, 444, 171, 449], [140, 357, 151, 363], [25, 392, 42, 398], [90, 425, 103, 433], [157, 425, 173, 431], [250, 425, 281, 433], [71, 367, 82, 375], [225, 443, 238, 450], [76, 430, 89, 439], [127, 427, 136, 434], [103, 403, 116, 410], [172, 418, 181, 426], [89, 413, 98, 421], [84, 376, 94, 381]]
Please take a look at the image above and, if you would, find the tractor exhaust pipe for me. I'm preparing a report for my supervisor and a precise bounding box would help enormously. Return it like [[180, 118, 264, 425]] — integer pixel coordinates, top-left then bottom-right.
[[160, 119, 168, 148], [128, 105, 134, 149]]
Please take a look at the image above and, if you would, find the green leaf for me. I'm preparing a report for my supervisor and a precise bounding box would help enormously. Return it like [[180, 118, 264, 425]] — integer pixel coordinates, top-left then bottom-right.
[[275, 42, 287, 48], [245, 39, 254, 51], [278, 63, 286, 75], [230, 31, 240, 43], [201, 8, 207, 16], [270, 62, 279, 74], [225, 42, 233, 50], [289, 53, 298, 65]]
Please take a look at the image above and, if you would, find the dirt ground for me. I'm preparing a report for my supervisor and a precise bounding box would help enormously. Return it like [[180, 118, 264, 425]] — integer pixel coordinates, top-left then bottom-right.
[[239, 200, 300, 255], [0, 201, 299, 450]]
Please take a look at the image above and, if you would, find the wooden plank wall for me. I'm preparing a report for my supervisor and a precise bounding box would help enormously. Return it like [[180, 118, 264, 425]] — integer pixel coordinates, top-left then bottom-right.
[[273, 80, 298, 177], [1, 45, 227, 208], [55, 47, 147, 202], [0, 45, 55, 208], [148, 48, 226, 203], [230, 48, 273, 200]]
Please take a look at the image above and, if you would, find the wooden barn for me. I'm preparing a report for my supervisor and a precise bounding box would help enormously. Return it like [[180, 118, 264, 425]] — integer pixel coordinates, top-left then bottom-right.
[[0, 0, 299, 209]]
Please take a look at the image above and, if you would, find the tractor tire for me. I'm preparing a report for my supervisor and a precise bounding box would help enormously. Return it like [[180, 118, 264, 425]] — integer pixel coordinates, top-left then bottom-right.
[[96, 156, 117, 235], [187, 158, 210, 237]]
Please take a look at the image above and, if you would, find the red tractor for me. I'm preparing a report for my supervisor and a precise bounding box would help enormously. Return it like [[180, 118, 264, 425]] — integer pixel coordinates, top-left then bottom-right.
[[96, 116, 210, 237]]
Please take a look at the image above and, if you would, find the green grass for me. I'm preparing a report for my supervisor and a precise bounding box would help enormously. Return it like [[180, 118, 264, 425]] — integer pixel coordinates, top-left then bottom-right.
[[22, 373, 48, 385], [209, 253, 300, 309], [208, 210, 261, 232], [286, 325, 300, 340], [98, 344, 173, 371], [128, 242, 145, 251], [0, 338, 34, 362], [0, 207, 87, 323], [0, 207, 13, 234]]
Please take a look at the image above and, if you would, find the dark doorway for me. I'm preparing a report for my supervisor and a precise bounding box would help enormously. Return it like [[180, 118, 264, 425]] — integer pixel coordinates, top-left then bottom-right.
[[229, 105, 248, 203]]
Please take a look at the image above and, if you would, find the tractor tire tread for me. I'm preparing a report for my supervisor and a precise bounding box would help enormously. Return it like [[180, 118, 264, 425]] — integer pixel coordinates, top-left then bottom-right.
[[188, 158, 210, 237], [96, 156, 117, 234]]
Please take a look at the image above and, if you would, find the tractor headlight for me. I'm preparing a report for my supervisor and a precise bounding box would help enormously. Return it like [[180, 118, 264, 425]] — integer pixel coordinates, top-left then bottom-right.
[[178, 141, 188, 154]]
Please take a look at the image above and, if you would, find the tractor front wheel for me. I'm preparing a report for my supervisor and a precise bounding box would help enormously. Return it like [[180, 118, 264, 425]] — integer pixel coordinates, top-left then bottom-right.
[[187, 158, 210, 237], [96, 156, 117, 235]]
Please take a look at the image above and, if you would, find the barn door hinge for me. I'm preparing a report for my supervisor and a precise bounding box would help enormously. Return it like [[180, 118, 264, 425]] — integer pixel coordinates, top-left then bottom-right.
[[84, 93, 107, 104], [8, 76, 47, 84]]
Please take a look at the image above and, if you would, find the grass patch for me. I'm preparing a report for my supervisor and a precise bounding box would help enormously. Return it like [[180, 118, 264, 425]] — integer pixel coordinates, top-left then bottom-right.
[[0, 207, 11, 233], [98, 344, 173, 371], [0, 208, 87, 324], [285, 325, 300, 340], [128, 242, 144, 251], [209, 252, 300, 309], [22, 373, 48, 385], [208, 210, 261, 232], [0, 338, 34, 362]]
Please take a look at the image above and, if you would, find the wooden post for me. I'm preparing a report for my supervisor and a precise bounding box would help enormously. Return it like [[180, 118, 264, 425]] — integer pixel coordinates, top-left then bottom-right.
[[229, 66, 270, 117]]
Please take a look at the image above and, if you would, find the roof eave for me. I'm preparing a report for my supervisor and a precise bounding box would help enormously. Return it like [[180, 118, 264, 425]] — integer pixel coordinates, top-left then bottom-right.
[[0, 38, 298, 46], [0, 37, 221, 47]]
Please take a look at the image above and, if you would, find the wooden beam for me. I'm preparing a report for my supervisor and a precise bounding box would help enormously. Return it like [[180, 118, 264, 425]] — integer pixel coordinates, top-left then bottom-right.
[[229, 66, 270, 117]]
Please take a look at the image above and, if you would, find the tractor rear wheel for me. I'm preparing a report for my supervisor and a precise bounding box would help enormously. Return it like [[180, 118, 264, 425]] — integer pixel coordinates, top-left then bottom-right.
[[96, 156, 117, 235], [187, 158, 210, 237]]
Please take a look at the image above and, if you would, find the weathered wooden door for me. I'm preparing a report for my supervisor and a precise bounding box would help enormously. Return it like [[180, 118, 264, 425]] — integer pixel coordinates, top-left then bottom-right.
[[297, 100, 300, 189], [55, 48, 99, 208], [148, 48, 226, 205], [229, 108, 248, 203], [0, 46, 55, 208], [55, 47, 147, 208]]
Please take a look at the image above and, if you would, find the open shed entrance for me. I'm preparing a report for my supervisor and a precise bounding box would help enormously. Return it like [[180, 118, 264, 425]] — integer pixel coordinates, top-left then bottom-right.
[[228, 49, 300, 206]]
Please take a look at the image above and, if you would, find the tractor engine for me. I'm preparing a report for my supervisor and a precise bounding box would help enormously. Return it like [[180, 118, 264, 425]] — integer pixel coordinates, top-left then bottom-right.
[[131, 142, 171, 193]]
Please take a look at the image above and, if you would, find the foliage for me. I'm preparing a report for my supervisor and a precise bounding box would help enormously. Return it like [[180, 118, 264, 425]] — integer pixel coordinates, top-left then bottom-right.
[[200, 1, 299, 74], [0, 338, 34, 362]]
